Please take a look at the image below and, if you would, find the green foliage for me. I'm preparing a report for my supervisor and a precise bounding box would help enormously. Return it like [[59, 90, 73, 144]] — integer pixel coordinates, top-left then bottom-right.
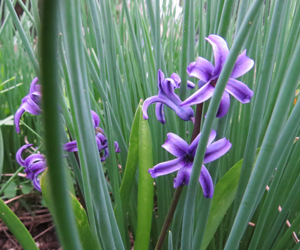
[[1, 0, 300, 249]]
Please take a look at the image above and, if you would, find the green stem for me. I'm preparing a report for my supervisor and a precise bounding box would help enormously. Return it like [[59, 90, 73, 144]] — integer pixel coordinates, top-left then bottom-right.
[[155, 103, 203, 250]]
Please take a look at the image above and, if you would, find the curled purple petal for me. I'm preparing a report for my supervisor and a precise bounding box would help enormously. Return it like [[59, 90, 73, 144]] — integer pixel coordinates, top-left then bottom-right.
[[101, 148, 109, 162], [204, 138, 232, 164], [181, 82, 214, 107], [231, 50, 254, 79], [187, 80, 195, 89], [143, 95, 194, 122], [187, 57, 214, 82], [148, 158, 184, 178], [114, 141, 121, 153], [29, 77, 39, 93], [159, 78, 181, 105], [225, 78, 253, 103], [24, 154, 45, 167], [216, 92, 231, 118], [155, 103, 166, 124], [91, 110, 100, 128], [162, 133, 189, 157], [157, 69, 165, 88], [63, 141, 78, 152], [205, 35, 229, 76], [14, 107, 26, 133], [16, 144, 33, 166], [22, 97, 42, 115], [173, 163, 193, 188], [199, 165, 214, 198], [170, 73, 181, 88]]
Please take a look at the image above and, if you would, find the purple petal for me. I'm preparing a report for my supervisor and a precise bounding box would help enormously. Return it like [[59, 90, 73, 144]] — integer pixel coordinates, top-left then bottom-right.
[[27, 160, 46, 172], [170, 73, 181, 88], [143, 95, 194, 122], [216, 92, 231, 118], [205, 35, 229, 76], [32, 168, 45, 191], [16, 144, 33, 166], [101, 148, 109, 162], [155, 103, 166, 124], [204, 138, 232, 164], [63, 141, 78, 152], [114, 141, 121, 153], [91, 110, 100, 128], [162, 133, 189, 157], [231, 50, 254, 79], [159, 78, 181, 105], [22, 96, 42, 115], [187, 57, 214, 82], [181, 82, 214, 107], [29, 77, 39, 93], [157, 69, 165, 88], [199, 165, 214, 198], [173, 163, 193, 188], [148, 158, 184, 178], [187, 80, 195, 89], [14, 107, 26, 133], [225, 78, 253, 103], [188, 130, 217, 156], [24, 154, 45, 167]]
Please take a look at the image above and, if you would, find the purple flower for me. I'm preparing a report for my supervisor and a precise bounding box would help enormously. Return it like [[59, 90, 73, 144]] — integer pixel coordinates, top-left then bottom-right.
[[143, 70, 195, 124], [181, 35, 254, 118], [63, 110, 120, 162], [16, 144, 46, 192], [15, 77, 42, 133], [148, 130, 231, 198]]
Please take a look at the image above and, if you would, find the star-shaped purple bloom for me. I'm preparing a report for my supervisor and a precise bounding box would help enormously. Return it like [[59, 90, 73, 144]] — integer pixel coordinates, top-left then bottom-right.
[[16, 144, 46, 192], [143, 70, 195, 124], [148, 130, 231, 198], [181, 35, 254, 118], [63, 110, 120, 162], [15, 77, 42, 133]]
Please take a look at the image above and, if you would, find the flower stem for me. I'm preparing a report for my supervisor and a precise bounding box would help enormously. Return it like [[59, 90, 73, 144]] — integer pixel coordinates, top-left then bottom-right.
[[155, 185, 184, 250], [155, 103, 203, 250]]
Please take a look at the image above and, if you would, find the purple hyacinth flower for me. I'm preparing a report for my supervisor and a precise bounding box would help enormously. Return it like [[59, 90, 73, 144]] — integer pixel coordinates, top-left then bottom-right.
[[181, 35, 254, 118], [16, 144, 46, 192], [148, 130, 231, 198], [15, 77, 42, 133], [63, 110, 120, 161], [143, 70, 195, 124]]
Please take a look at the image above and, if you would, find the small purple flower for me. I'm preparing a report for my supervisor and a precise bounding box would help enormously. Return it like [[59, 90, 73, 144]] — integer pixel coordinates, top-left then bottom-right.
[[15, 77, 42, 133], [148, 130, 231, 198], [181, 35, 254, 118], [143, 70, 195, 124], [63, 110, 120, 162], [16, 144, 46, 192]]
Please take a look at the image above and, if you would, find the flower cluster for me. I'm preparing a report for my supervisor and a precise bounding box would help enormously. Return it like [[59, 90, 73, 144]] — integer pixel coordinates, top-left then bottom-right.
[[63, 110, 120, 162], [16, 144, 46, 191], [14, 80, 120, 191], [144, 34, 254, 198]]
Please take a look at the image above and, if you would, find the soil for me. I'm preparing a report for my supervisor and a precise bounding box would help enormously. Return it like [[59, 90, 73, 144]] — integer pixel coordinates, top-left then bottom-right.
[[0, 194, 61, 250]]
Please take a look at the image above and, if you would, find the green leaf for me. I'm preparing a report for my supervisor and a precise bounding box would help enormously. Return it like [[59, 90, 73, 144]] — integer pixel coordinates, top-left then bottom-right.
[[119, 101, 141, 214], [0, 128, 3, 182], [201, 149, 260, 250], [0, 198, 38, 250], [41, 168, 101, 250], [134, 102, 154, 250]]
